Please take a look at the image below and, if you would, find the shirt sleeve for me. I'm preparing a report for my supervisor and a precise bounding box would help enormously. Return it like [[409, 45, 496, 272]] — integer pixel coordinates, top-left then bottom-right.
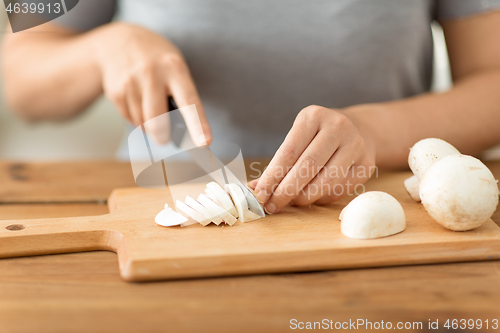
[[53, 0, 117, 31], [435, 0, 500, 20]]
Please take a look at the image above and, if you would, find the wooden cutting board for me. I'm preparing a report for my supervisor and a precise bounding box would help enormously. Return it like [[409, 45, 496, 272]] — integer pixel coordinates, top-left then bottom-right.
[[1, 171, 499, 282]]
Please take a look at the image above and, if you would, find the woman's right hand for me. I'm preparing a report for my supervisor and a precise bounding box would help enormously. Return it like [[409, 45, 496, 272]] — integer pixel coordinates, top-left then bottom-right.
[[92, 22, 211, 146]]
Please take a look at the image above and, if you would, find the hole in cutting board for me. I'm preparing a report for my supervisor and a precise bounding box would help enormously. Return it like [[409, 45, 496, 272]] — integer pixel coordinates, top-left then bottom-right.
[[6, 224, 25, 231]]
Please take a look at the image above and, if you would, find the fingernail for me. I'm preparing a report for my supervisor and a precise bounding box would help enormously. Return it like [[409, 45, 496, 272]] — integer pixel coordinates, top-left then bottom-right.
[[254, 189, 266, 203], [265, 202, 276, 214], [197, 134, 207, 146]]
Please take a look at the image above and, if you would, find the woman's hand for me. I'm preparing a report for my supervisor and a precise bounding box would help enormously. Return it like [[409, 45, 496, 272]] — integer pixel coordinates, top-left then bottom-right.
[[252, 105, 376, 214], [93, 22, 211, 145]]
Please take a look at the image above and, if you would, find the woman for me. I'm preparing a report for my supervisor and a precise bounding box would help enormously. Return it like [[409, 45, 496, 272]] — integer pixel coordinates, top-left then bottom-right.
[[3, 0, 500, 214]]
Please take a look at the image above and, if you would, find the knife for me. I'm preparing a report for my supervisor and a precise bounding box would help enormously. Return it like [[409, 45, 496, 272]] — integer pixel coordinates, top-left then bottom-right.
[[167, 97, 265, 218]]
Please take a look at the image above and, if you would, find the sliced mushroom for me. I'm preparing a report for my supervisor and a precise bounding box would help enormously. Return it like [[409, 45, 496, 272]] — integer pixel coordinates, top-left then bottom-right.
[[197, 193, 238, 226], [175, 200, 211, 226], [160, 181, 264, 227], [185, 195, 224, 225], [155, 203, 189, 227], [206, 182, 238, 217], [225, 183, 262, 222], [204, 188, 222, 206]]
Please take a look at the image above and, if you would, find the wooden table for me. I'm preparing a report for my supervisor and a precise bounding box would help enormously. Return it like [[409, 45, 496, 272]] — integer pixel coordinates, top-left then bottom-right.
[[1, 161, 500, 333]]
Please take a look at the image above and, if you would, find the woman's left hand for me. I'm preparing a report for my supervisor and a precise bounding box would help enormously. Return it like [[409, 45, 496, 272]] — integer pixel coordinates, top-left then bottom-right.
[[251, 105, 376, 214]]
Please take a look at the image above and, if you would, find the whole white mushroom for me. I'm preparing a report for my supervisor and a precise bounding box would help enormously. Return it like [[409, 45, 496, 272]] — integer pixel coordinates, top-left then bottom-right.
[[419, 155, 499, 231], [408, 138, 460, 180], [340, 191, 406, 239]]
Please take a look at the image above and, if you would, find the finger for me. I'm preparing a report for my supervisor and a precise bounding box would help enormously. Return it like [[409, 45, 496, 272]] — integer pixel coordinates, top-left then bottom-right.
[[247, 178, 259, 190], [126, 79, 144, 127], [263, 129, 340, 213], [141, 72, 170, 144], [290, 146, 357, 206], [312, 155, 374, 205], [314, 164, 371, 205], [253, 114, 320, 204], [110, 90, 133, 125], [166, 60, 212, 146]]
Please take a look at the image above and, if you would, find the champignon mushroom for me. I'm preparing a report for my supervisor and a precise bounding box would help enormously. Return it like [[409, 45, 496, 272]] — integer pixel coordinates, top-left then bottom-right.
[[340, 191, 406, 239], [408, 138, 460, 180], [419, 155, 499, 231]]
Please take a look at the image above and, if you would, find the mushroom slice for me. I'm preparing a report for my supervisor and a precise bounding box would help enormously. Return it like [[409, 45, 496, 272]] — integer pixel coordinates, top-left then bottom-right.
[[197, 193, 237, 226], [175, 200, 210, 226], [204, 188, 221, 206], [225, 183, 262, 222], [340, 191, 406, 239], [404, 175, 421, 202], [185, 195, 224, 225], [206, 182, 238, 217], [155, 204, 189, 227]]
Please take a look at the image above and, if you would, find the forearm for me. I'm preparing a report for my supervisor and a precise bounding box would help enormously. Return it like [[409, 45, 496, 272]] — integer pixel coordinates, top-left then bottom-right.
[[1, 24, 105, 120], [344, 70, 500, 169]]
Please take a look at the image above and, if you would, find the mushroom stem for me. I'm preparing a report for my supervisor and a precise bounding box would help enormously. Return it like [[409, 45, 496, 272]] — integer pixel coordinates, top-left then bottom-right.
[[404, 175, 421, 202]]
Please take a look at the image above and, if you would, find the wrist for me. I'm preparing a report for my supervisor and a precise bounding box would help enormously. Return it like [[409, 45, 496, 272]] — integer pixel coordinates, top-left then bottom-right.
[[88, 23, 122, 72], [87, 22, 140, 92], [342, 104, 379, 163]]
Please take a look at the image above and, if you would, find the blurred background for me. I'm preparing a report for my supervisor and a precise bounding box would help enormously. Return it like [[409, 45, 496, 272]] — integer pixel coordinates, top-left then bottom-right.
[[0, 3, 125, 160], [0, 3, 460, 161]]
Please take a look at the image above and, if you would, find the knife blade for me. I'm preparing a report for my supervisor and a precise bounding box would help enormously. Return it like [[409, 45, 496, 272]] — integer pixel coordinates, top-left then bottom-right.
[[168, 97, 265, 218]]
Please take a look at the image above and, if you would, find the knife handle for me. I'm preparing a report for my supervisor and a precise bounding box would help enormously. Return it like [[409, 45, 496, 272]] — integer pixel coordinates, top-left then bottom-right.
[[167, 96, 186, 148], [168, 96, 178, 112]]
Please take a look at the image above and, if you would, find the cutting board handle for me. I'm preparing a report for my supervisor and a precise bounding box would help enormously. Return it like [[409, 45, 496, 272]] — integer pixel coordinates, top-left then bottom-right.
[[0, 215, 122, 258]]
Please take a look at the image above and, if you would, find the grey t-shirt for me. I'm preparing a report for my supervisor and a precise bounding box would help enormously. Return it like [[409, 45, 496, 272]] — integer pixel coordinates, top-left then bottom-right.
[[55, 0, 500, 158]]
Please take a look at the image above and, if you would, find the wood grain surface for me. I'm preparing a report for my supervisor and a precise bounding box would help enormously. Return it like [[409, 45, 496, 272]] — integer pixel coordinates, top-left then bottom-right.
[[2, 172, 500, 282], [0, 160, 267, 204], [1, 250, 500, 333], [1, 161, 500, 332], [0, 161, 136, 203]]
